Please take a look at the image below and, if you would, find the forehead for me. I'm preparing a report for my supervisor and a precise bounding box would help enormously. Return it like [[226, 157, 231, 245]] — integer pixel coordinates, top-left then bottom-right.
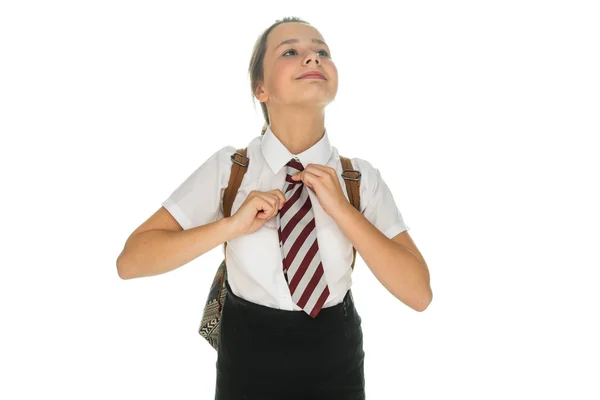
[[266, 22, 324, 50]]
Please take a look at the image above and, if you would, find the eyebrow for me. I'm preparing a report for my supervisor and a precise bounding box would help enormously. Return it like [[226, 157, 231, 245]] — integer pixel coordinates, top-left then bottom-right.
[[274, 38, 328, 52]]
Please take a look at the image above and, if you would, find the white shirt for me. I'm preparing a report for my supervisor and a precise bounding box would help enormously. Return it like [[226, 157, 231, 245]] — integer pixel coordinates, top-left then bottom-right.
[[162, 124, 410, 310]]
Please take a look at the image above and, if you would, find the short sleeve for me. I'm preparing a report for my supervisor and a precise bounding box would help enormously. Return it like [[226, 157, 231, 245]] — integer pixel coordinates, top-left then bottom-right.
[[161, 145, 236, 230], [355, 158, 410, 239]]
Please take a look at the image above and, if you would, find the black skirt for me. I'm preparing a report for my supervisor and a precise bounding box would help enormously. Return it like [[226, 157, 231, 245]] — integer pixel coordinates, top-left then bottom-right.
[[215, 280, 366, 400]]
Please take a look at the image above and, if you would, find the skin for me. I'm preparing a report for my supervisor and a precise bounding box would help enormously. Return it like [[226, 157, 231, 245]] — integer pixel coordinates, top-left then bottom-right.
[[254, 22, 337, 155], [253, 22, 433, 312]]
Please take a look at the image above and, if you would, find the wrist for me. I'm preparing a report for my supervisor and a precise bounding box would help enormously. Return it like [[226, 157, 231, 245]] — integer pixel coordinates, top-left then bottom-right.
[[331, 198, 356, 220], [222, 216, 242, 241]]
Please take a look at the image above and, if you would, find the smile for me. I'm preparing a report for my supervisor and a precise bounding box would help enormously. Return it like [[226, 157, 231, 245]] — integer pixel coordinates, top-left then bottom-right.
[[297, 75, 326, 80]]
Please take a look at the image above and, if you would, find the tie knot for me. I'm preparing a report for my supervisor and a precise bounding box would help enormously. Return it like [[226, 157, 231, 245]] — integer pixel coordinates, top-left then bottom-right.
[[284, 158, 304, 184], [285, 158, 303, 172]]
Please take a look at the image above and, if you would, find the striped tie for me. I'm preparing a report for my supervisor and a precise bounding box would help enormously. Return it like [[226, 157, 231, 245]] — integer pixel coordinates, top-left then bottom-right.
[[276, 158, 330, 318]]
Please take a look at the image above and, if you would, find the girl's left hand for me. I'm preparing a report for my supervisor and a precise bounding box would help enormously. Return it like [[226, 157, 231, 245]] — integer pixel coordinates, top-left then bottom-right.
[[291, 164, 348, 217]]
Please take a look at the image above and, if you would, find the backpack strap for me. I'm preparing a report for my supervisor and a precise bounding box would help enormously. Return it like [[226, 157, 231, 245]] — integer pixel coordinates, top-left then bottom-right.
[[340, 155, 362, 270], [222, 148, 250, 263]]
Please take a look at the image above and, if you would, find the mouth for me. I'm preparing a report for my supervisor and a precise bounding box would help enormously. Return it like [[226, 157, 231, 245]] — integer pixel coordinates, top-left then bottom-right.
[[296, 71, 327, 80]]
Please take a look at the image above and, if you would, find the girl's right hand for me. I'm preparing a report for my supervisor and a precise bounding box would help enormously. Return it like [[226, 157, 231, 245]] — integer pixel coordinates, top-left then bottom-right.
[[229, 189, 286, 237]]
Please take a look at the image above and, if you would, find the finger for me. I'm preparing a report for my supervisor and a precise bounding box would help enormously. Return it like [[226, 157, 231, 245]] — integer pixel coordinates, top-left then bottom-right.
[[299, 171, 318, 188], [256, 205, 270, 219], [263, 193, 281, 218], [270, 189, 286, 205], [303, 164, 335, 177], [292, 170, 306, 183], [255, 193, 276, 216], [269, 195, 280, 217], [275, 189, 287, 205]]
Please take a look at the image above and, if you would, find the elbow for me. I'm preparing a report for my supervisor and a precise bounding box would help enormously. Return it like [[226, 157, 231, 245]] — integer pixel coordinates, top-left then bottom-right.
[[413, 265, 432, 312], [414, 288, 433, 312], [116, 253, 134, 280]]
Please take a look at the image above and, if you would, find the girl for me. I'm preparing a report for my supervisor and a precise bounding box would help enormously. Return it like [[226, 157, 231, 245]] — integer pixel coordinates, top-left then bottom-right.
[[117, 16, 432, 400]]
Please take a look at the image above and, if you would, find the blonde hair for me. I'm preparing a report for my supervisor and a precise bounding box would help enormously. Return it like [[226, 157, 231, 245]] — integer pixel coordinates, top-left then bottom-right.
[[248, 16, 310, 135]]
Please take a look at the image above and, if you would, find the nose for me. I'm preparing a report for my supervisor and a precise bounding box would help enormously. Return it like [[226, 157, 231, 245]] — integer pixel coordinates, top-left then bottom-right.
[[303, 51, 321, 65]]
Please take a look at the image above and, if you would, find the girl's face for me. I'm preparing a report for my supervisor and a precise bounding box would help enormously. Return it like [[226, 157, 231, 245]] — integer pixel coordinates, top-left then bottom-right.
[[256, 22, 338, 110]]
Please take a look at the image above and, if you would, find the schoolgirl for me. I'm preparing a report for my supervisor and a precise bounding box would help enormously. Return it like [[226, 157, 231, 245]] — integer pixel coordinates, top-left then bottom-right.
[[118, 16, 432, 400]]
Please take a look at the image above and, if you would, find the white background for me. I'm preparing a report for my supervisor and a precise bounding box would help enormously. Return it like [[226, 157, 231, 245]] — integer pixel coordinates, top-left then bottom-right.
[[1, 0, 599, 398]]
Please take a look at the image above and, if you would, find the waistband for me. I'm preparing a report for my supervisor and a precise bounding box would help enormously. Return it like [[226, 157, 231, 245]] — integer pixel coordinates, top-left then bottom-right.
[[224, 280, 356, 324]]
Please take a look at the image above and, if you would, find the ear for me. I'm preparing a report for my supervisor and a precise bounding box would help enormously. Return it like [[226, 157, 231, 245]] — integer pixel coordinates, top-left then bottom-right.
[[255, 84, 268, 102]]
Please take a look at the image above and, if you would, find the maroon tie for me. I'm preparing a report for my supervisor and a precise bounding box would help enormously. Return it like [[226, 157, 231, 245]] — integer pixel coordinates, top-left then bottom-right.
[[276, 158, 330, 318]]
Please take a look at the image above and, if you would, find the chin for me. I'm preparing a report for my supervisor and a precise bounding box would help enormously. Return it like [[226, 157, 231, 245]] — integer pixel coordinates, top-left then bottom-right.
[[294, 96, 334, 107], [298, 89, 336, 101]]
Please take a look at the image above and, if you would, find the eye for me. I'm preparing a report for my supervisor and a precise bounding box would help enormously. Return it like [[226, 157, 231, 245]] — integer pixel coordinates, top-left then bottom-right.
[[282, 48, 298, 56], [282, 48, 330, 57]]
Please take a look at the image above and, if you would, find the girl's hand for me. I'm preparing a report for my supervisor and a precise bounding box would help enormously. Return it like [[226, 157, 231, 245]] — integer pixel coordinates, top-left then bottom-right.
[[229, 189, 286, 237], [291, 164, 348, 217]]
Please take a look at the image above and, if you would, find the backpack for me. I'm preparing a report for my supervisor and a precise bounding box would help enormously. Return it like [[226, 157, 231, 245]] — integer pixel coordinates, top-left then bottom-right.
[[198, 147, 362, 350]]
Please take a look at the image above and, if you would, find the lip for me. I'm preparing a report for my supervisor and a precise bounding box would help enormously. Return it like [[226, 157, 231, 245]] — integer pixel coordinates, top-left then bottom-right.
[[296, 71, 326, 80]]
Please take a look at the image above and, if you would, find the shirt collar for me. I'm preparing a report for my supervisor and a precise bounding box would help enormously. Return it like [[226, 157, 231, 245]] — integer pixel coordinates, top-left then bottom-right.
[[261, 124, 333, 174]]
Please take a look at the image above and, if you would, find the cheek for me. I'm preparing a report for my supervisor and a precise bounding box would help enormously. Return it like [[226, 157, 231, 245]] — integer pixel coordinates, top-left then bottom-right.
[[271, 64, 290, 84], [326, 61, 338, 82], [268, 64, 296, 98]]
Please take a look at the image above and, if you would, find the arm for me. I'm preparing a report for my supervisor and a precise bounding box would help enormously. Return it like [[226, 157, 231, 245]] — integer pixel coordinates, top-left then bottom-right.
[[116, 207, 239, 280], [331, 202, 432, 312]]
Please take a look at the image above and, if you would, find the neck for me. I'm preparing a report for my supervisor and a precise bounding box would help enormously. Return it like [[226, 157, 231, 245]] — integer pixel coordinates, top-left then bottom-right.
[[268, 106, 325, 155]]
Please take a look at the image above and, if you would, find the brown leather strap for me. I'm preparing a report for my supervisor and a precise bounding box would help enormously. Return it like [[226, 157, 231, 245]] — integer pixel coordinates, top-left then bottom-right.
[[223, 148, 250, 263], [340, 156, 361, 212], [340, 155, 361, 270]]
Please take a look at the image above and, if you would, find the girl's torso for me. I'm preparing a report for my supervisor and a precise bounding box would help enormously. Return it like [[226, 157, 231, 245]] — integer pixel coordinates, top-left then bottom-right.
[[161, 125, 410, 311]]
